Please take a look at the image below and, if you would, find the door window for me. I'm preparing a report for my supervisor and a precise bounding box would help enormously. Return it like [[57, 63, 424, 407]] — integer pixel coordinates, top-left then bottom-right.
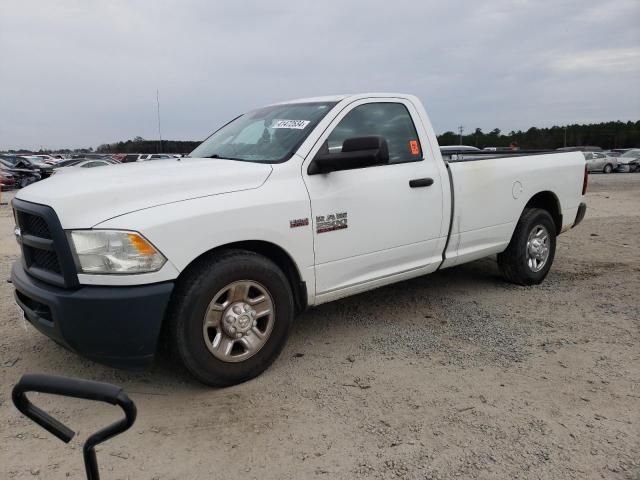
[[325, 103, 422, 164]]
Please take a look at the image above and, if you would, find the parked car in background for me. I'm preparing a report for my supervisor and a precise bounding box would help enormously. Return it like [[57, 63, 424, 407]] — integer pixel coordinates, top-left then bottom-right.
[[19, 156, 54, 178], [615, 149, 640, 173], [0, 155, 51, 180], [137, 154, 175, 161], [557, 146, 603, 152], [53, 159, 83, 168], [0, 168, 16, 190], [605, 148, 631, 158], [29, 154, 59, 165], [70, 153, 112, 160], [584, 152, 617, 173], [440, 145, 481, 153], [0, 158, 41, 188], [483, 147, 516, 152], [121, 154, 141, 163], [52, 159, 116, 175]]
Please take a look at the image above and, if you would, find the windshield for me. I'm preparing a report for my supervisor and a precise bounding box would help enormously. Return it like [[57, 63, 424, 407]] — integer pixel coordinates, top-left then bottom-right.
[[190, 102, 337, 163], [0, 156, 17, 167], [23, 156, 45, 165]]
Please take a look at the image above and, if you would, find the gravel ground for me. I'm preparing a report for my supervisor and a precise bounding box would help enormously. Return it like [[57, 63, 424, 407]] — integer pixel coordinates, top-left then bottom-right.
[[0, 174, 638, 479]]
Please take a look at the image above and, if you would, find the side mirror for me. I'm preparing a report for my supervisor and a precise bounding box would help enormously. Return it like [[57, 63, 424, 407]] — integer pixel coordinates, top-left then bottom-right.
[[308, 136, 389, 175]]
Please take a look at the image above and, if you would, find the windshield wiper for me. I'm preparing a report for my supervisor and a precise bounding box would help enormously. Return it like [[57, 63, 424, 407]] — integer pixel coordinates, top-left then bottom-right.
[[206, 154, 245, 161]]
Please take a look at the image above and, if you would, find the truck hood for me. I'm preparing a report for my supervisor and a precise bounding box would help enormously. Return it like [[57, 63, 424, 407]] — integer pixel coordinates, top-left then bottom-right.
[[15, 158, 272, 228]]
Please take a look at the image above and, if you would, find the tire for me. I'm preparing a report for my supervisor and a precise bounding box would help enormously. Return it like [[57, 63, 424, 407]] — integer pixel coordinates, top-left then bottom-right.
[[497, 208, 556, 285], [603, 164, 613, 174], [168, 249, 294, 387]]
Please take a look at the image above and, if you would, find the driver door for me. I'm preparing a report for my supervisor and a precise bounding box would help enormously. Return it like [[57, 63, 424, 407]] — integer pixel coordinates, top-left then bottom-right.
[[303, 99, 445, 299]]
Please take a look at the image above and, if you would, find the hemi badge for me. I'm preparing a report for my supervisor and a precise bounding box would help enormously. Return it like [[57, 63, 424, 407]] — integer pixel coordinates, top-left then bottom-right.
[[290, 218, 309, 228]]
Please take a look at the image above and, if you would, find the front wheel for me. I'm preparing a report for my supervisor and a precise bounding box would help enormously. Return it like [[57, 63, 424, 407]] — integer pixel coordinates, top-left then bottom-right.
[[497, 208, 557, 285], [603, 164, 613, 174], [168, 250, 294, 387]]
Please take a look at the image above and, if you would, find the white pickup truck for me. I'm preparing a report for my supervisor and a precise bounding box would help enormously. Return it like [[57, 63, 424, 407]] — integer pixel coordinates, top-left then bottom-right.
[[11, 93, 587, 386]]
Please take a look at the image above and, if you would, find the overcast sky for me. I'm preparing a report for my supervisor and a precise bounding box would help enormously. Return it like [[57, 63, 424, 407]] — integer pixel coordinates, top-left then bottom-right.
[[1, 0, 639, 149]]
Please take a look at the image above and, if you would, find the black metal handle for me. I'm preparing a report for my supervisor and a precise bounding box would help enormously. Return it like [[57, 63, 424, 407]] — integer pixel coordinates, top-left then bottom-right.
[[409, 177, 434, 188], [12, 373, 137, 480]]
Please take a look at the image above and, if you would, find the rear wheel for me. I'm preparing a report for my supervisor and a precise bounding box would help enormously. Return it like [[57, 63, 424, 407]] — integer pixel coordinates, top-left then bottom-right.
[[168, 250, 294, 387], [603, 164, 613, 174], [497, 208, 556, 285]]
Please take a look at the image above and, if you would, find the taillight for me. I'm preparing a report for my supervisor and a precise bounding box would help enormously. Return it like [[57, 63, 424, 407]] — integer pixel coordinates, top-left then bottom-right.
[[582, 165, 588, 195]]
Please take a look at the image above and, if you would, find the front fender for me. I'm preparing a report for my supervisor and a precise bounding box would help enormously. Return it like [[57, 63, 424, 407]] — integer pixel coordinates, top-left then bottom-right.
[[92, 170, 316, 300]]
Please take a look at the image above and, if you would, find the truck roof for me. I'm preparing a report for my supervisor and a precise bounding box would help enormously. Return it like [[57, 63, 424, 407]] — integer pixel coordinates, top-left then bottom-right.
[[271, 93, 413, 105]]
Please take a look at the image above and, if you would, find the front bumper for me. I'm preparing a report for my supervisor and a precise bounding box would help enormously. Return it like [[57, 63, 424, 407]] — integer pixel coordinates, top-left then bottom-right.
[[11, 261, 174, 370], [616, 163, 637, 173]]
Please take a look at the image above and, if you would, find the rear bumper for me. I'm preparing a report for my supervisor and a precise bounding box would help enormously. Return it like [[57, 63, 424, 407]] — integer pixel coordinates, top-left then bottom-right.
[[573, 202, 587, 228], [11, 261, 174, 370]]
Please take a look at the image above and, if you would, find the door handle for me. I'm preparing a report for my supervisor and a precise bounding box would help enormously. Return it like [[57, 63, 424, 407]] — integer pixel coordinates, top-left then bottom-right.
[[409, 177, 434, 188]]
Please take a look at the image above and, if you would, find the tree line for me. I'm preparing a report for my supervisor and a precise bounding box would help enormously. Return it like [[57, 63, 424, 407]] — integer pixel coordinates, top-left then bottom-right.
[[95, 136, 200, 154], [3, 120, 638, 155], [437, 120, 640, 150]]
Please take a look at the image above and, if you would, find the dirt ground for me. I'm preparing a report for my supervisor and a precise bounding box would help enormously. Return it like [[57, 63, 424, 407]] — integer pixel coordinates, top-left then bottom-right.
[[0, 174, 638, 480]]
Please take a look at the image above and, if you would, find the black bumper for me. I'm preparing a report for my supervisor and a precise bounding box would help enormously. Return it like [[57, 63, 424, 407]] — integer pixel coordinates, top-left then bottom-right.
[[11, 262, 174, 370], [573, 202, 587, 228]]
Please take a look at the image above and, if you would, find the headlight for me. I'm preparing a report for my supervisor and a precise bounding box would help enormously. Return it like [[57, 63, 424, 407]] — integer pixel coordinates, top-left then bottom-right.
[[69, 230, 166, 274]]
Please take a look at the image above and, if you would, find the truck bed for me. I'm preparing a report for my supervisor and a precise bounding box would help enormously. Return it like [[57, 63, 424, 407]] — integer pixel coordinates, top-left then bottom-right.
[[440, 151, 585, 268]]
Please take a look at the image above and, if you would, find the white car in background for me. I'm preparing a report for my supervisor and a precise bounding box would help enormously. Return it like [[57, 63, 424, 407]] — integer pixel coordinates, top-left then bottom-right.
[[584, 152, 617, 173], [440, 145, 481, 153], [137, 154, 175, 161], [614, 149, 640, 173], [52, 159, 116, 175]]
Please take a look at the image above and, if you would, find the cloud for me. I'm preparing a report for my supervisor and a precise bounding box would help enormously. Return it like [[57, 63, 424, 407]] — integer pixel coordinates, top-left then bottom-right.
[[550, 48, 640, 73], [0, 0, 638, 149]]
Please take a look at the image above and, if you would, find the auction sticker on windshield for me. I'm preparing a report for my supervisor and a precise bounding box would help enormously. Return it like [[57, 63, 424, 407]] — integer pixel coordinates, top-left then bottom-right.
[[272, 119, 310, 129]]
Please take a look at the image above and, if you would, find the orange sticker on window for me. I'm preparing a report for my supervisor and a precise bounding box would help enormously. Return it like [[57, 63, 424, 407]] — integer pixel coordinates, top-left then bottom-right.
[[409, 140, 420, 155]]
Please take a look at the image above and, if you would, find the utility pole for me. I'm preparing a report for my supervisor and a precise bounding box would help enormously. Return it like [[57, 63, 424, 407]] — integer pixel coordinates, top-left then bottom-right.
[[156, 89, 163, 153], [458, 125, 464, 145]]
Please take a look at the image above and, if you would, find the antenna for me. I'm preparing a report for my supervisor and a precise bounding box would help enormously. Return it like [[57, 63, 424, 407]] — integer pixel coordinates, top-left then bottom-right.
[[156, 90, 163, 153]]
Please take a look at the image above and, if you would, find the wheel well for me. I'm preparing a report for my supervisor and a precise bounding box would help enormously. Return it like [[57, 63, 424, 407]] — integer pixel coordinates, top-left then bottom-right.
[[524, 191, 562, 234], [178, 241, 308, 313]]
